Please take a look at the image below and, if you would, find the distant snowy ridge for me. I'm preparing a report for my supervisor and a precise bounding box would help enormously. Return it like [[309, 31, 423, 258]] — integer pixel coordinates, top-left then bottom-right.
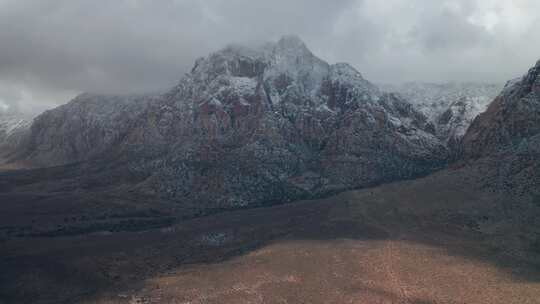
[[380, 82, 503, 145], [0, 110, 32, 156]]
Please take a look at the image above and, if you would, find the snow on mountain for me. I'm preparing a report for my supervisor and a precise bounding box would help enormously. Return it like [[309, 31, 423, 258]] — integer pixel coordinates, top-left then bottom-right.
[[380, 82, 503, 145], [0, 112, 29, 137]]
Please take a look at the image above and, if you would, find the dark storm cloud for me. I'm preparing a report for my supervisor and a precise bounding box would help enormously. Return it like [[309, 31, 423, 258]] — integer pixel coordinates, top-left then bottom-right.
[[0, 0, 539, 114]]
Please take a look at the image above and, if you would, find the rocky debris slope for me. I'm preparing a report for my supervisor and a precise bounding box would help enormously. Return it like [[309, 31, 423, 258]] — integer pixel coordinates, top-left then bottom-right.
[[13, 36, 448, 211], [382, 82, 502, 146]]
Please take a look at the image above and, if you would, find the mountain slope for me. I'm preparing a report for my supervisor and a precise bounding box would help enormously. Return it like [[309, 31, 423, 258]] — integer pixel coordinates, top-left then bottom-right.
[[20, 93, 157, 166], [463, 61, 540, 159]]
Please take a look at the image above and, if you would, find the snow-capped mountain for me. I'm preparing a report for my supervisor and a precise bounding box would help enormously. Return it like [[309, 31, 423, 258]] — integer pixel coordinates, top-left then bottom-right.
[[381, 82, 503, 145], [10, 36, 447, 211]]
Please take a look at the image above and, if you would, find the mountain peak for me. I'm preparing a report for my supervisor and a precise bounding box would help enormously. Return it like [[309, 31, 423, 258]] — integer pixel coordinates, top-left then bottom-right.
[[272, 35, 312, 56], [276, 35, 307, 49], [207, 35, 310, 61], [186, 35, 328, 93]]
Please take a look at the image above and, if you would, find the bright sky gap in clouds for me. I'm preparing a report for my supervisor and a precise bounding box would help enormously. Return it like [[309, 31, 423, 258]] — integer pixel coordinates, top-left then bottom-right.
[[0, 0, 539, 114]]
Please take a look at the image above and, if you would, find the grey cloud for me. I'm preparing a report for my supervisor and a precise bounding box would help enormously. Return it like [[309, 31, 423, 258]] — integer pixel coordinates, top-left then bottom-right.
[[0, 0, 539, 114], [410, 9, 492, 51]]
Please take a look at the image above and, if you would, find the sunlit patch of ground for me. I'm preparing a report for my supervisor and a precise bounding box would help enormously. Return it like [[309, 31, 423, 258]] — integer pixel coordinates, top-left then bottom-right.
[[98, 237, 539, 304]]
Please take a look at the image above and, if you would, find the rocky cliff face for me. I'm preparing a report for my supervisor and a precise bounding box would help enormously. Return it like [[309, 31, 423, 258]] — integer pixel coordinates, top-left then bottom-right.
[[12, 36, 448, 210], [382, 82, 502, 146]]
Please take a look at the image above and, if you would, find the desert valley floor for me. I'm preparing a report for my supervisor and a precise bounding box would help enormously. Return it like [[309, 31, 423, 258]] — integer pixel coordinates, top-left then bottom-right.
[[1, 165, 539, 304]]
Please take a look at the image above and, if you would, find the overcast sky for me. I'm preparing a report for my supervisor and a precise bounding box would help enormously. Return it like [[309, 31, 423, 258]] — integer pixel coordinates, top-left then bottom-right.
[[1, 0, 539, 114]]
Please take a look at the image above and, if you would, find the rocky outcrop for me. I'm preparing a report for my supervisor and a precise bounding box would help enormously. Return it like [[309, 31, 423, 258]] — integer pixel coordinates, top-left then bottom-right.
[[13, 36, 448, 210]]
